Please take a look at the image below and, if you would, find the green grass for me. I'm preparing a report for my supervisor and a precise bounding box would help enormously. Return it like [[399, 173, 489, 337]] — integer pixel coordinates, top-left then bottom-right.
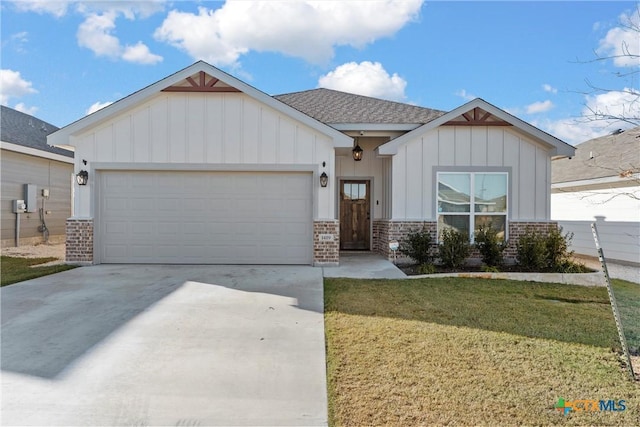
[[325, 277, 640, 426], [612, 280, 640, 354], [1, 256, 77, 286]]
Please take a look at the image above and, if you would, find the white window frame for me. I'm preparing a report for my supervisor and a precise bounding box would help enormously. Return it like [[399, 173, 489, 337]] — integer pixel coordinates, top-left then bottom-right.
[[436, 171, 509, 244]]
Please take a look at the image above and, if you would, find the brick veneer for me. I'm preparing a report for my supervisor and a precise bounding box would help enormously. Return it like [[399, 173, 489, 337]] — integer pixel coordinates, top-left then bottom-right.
[[504, 221, 558, 260], [313, 220, 339, 266], [373, 219, 559, 264], [66, 218, 94, 264]]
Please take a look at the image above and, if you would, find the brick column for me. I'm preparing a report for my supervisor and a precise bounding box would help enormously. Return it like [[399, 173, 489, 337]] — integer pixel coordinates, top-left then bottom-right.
[[505, 221, 558, 261], [373, 220, 437, 262], [66, 218, 94, 264], [313, 220, 339, 266]]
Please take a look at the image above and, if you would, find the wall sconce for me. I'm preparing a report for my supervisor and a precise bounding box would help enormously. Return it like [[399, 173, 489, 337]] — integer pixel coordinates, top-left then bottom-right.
[[352, 139, 363, 161], [320, 172, 328, 187], [76, 170, 89, 186]]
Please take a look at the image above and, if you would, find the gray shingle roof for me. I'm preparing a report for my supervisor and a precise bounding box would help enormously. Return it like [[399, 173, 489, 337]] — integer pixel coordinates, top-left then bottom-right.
[[552, 126, 640, 183], [1, 105, 72, 158], [274, 88, 444, 124]]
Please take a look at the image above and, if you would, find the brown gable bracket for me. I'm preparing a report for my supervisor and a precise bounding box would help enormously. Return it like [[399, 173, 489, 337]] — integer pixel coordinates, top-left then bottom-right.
[[162, 71, 241, 93], [444, 107, 511, 126]]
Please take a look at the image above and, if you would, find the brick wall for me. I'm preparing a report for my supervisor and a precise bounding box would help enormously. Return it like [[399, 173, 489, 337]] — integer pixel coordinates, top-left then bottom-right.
[[66, 218, 94, 264], [373, 220, 437, 262], [505, 221, 558, 260], [313, 220, 339, 266]]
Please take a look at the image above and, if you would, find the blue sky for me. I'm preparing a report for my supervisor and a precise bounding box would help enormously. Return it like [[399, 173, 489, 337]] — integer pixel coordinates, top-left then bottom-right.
[[1, 1, 638, 145]]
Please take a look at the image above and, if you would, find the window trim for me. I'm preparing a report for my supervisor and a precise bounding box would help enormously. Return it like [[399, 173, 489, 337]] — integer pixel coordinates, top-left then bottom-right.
[[434, 167, 511, 243]]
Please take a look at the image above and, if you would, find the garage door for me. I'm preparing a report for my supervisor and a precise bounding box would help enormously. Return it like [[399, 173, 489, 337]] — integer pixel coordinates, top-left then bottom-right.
[[98, 171, 313, 264]]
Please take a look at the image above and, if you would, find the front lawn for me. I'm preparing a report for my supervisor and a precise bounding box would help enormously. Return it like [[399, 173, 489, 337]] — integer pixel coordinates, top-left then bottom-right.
[[1, 256, 77, 286], [325, 278, 639, 426]]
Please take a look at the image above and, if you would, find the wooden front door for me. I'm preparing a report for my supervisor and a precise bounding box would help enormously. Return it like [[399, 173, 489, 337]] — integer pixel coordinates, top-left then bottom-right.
[[340, 180, 370, 250]]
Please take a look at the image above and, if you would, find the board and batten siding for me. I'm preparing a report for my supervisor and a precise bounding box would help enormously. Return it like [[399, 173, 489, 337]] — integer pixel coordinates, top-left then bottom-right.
[[1, 150, 72, 245], [71, 92, 336, 219], [391, 126, 552, 220], [335, 137, 389, 220]]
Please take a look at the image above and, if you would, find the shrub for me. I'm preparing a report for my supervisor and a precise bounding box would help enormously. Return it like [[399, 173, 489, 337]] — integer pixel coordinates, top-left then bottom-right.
[[400, 227, 433, 265], [438, 228, 470, 269], [474, 225, 506, 267], [516, 228, 547, 271], [417, 263, 437, 275], [545, 226, 574, 270], [516, 226, 580, 272]]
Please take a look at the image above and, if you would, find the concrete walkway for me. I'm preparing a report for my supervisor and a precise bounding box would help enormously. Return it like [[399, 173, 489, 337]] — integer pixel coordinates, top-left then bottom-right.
[[1, 265, 327, 426], [322, 252, 407, 279]]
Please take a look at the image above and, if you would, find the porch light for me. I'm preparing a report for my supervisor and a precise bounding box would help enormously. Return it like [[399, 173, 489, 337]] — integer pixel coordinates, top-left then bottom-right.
[[76, 170, 89, 186], [320, 171, 329, 188], [352, 142, 363, 161]]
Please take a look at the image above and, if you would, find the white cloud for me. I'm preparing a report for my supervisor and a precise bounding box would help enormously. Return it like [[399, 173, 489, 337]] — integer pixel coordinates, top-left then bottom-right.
[[455, 89, 476, 101], [154, 0, 424, 66], [13, 102, 38, 115], [526, 100, 554, 114], [122, 41, 163, 65], [86, 100, 113, 115], [542, 84, 557, 94], [318, 62, 407, 102], [597, 9, 640, 67], [0, 69, 37, 105], [77, 11, 162, 64], [536, 89, 640, 145], [11, 0, 72, 18]]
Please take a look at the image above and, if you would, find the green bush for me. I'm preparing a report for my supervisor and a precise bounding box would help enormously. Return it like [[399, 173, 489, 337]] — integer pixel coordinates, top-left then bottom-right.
[[516, 226, 580, 272], [545, 226, 574, 269], [474, 225, 506, 267], [515, 228, 547, 271], [418, 263, 437, 275], [400, 227, 433, 265], [438, 228, 470, 269]]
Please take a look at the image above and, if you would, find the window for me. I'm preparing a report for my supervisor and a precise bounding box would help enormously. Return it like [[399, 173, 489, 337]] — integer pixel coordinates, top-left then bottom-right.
[[437, 172, 508, 243]]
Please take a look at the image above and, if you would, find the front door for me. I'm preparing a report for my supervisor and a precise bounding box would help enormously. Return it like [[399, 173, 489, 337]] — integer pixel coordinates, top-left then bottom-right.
[[340, 180, 370, 250]]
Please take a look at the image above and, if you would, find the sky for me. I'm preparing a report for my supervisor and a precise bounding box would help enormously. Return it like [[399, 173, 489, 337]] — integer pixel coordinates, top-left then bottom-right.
[[1, 0, 639, 145]]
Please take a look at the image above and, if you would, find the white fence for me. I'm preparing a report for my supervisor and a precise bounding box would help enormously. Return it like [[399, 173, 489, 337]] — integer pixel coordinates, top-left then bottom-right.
[[557, 220, 640, 265]]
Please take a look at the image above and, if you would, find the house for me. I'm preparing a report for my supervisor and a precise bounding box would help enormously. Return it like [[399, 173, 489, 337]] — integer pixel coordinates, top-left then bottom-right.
[[551, 127, 640, 264], [1, 106, 73, 247], [48, 61, 575, 265]]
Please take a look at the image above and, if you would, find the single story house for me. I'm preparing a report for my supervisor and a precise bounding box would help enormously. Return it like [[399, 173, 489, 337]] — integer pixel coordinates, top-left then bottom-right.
[[1, 106, 73, 247], [551, 126, 639, 264], [48, 61, 575, 265]]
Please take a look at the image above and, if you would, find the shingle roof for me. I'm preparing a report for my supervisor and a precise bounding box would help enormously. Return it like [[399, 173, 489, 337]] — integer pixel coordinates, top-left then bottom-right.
[[274, 88, 444, 124], [1, 105, 72, 158], [552, 126, 640, 183]]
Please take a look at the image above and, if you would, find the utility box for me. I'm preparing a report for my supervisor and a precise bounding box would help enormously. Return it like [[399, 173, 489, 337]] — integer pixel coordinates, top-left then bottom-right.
[[24, 184, 37, 213], [12, 200, 26, 213]]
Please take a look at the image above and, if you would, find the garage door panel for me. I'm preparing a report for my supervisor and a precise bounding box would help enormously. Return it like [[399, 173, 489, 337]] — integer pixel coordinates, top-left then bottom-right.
[[99, 171, 312, 264]]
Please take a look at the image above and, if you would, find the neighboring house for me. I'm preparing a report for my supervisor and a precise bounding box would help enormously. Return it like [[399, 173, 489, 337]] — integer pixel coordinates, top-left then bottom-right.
[[48, 61, 574, 265], [551, 127, 640, 264], [1, 106, 73, 247]]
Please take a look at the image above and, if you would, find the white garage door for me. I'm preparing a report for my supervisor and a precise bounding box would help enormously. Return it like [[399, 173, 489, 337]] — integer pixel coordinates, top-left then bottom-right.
[[98, 171, 313, 264]]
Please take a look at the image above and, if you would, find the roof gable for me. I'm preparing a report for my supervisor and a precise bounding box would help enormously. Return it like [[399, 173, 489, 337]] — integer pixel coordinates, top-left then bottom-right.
[[48, 61, 352, 148], [378, 98, 575, 157], [1, 105, 72, 158]]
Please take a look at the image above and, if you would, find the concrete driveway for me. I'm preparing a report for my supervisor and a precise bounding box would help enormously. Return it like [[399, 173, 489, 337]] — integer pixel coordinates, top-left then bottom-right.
[[1, 265, 327, 426]]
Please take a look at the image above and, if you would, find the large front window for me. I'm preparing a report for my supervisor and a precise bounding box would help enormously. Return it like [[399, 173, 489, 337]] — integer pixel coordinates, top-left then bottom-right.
[[437, 172, 508, 243]]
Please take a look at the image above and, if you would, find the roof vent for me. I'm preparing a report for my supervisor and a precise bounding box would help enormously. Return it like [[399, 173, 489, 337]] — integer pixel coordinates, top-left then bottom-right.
[[611, 128, 624, 135]]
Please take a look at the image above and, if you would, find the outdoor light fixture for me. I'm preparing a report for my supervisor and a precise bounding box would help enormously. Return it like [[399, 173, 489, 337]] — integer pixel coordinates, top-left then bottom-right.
[[352, 140, 363, 161], [320, 171, 328, 188], [76, 170, 89, 186]]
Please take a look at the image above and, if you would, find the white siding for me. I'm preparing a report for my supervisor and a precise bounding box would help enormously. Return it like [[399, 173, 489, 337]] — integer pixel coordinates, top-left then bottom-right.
[[551, 186, 640, 222], [392, 126, 552, 220], [71, 92, 335, 219], [335, 138, 387, 219]]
